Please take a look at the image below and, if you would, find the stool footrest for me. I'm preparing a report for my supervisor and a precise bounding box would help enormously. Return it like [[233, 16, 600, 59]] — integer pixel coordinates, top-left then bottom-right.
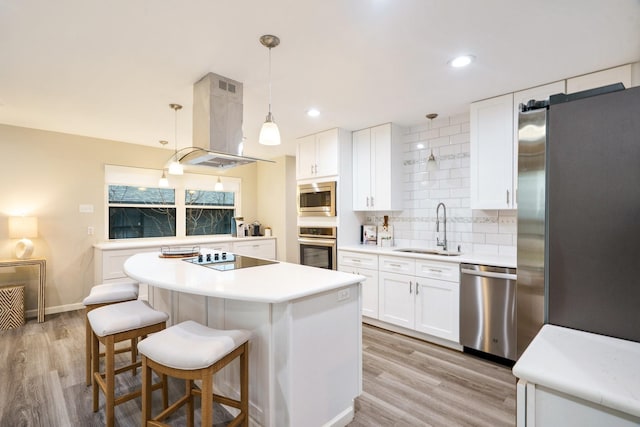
[[151, 394, 191, 422]]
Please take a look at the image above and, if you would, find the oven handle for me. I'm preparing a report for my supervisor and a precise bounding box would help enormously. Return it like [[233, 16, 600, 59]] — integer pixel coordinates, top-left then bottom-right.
[[298, 237, 337, 246]]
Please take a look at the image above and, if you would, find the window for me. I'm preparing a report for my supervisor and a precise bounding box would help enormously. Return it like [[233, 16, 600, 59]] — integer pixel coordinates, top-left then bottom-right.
[[185, 189, 235, 235], [108, 185, 176, 239], [105, 165, 242, 240]]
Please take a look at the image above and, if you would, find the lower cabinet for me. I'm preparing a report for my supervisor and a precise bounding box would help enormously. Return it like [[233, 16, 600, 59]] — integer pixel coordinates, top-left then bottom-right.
[[339, 250, 461, 345], [338, 250, 379, 318], [378, 271, 415, 328], [414, 259, 460, 342], [231, 239, 276, 259]]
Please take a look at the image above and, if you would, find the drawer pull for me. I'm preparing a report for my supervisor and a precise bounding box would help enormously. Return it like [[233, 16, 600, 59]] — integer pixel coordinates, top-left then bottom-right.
[[389, 263, 402, 268], [416, 282, 419, 295], [409, 281, 412, 294], [352, 259, 361, 263], [428, 268, 442, 273]]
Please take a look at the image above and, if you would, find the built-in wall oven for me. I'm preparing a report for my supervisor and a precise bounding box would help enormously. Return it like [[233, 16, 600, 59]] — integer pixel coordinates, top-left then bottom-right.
[[297, 181, 336, 217], [298, 226, 337, 270]]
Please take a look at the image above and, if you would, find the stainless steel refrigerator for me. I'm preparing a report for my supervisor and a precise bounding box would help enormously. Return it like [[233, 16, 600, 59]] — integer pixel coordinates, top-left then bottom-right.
[[516, 84, 640, 358]]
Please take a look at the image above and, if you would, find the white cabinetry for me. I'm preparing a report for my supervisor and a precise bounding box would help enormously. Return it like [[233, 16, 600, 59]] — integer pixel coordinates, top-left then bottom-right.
[[296, 128, 339, 179], [414, 259, 459, 342], [352, 123, 402, 211], [338, 250, 379, 318], [470, 93, 515, 209], [232, 239, 276, 259], [566, 64, 632, 94], [378, 255, 460, 343]]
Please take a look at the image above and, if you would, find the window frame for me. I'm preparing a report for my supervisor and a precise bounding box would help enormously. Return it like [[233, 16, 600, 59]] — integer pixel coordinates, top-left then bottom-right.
[[104, 165, 242, 240]]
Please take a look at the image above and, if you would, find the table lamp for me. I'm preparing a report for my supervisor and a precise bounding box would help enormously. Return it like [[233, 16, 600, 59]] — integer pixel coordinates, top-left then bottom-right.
[[9, 216, 38, 259]]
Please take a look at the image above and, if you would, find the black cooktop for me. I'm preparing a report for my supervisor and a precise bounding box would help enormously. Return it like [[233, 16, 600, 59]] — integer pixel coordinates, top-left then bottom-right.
[[183, 252, 277, 271]]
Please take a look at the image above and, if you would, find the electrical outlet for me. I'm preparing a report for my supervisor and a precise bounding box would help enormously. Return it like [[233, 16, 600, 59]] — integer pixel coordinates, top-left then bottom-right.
[[87, 226, 94, 235], [337, 288, 350, 301]]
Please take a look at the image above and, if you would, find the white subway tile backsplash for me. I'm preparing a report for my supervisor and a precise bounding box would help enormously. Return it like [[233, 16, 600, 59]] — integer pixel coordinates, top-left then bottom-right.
[[366, 113, 516, 255]]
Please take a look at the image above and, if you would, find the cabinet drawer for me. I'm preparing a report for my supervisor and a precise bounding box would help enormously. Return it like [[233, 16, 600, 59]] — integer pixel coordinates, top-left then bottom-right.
[[379, 256, 415, 275], [338, 251, 378, 270], [415, 259, 459, 282]]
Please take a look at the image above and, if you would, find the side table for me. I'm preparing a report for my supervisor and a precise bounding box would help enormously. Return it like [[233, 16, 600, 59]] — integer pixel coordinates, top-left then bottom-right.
[[0, 258, 46, 322]]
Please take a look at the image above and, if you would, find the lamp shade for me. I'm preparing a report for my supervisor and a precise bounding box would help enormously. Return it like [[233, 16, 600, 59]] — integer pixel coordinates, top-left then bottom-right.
[[259, 118, 281, 146], [9, 216, 38, 238]]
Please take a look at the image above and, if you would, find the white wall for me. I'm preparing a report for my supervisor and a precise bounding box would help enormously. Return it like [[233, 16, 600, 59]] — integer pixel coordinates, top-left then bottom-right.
[[364, 113, 517, 256]]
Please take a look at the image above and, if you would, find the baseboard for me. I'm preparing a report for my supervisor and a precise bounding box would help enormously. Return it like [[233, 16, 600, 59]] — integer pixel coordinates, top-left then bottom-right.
[[323, 404, 355, 427], [26, 302, 84, 319]]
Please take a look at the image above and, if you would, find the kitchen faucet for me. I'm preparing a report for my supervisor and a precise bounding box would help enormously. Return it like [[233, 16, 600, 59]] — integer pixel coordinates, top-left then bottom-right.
[[436, 202, 447, 251]]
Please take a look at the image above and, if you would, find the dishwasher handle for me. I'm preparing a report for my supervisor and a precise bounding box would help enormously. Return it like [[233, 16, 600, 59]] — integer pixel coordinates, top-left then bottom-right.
[[460, 268, 517, 281]]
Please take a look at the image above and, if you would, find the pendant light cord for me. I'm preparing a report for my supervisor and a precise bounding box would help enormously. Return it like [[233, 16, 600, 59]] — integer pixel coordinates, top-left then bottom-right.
[[174, 107, 178, 158], [268, 47, 272, 115]]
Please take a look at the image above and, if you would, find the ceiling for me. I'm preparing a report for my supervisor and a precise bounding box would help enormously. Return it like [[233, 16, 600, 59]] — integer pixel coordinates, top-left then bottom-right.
[[1, 1, 639, 160]]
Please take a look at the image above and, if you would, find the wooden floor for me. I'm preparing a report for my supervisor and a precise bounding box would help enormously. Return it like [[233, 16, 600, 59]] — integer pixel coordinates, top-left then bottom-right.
[[0, 310, 515, 426]]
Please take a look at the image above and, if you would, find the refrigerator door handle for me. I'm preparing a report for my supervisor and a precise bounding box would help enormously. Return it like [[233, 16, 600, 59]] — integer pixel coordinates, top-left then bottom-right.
[[460, 268, 517, 281]]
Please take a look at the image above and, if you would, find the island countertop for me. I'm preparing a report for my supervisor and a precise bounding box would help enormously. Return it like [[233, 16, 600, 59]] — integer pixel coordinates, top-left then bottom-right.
[[124, 250, 365, 304]]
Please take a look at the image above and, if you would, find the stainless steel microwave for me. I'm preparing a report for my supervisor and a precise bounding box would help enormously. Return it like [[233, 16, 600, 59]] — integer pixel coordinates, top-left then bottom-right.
[[297, 181, 336, 217]]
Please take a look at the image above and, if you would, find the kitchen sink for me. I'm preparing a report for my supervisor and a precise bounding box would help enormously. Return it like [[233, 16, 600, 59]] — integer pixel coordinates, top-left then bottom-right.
[[393, 248, 462, 256]]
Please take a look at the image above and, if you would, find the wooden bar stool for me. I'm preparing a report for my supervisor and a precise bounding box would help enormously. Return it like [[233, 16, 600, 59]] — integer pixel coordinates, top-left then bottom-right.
[[83, 281, 139, 386], [88, 299, 169, 427], [137, 320, 250, 427]]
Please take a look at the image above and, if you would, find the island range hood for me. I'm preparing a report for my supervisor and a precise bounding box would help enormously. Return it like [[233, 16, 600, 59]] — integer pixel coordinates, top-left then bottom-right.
[[178, 72, 273, 169]]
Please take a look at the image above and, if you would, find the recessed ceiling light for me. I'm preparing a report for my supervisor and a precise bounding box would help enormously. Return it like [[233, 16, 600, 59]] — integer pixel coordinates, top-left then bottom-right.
[[449, 55, 475, 68], [306, 108, 320, 117]]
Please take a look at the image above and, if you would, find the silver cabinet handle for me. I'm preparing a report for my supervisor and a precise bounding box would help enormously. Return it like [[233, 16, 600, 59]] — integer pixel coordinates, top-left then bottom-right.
[[310, 165, 314, 174], [428, 268, 442, 273], [409, 281, 412, 294], [389, 263, 402, 268], [314, 164, 318, 174], [351, 259, 361, 263], [371, 196, 374, 207], [366, 197, 370, 207], [506, 189, 510, 205], [416, 282, 419, 295]]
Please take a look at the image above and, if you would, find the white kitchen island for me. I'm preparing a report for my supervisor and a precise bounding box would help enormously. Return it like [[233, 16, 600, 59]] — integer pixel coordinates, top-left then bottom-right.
[[124, 250, 364, 427]]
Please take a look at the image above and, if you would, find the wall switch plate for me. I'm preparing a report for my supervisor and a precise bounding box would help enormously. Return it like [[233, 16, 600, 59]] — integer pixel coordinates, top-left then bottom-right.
[[337, 288, 350, 301], [87, 226, 94, 235], [79, 204, 94, 213]]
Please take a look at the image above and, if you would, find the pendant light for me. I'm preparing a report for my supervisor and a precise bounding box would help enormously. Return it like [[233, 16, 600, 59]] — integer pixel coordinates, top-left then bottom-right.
[[168, 103, 184, 175], [426, 113, 438, 172], [214, 176, 223, 191], [158, 140, 170, 187], [259, 34, 281, 146]]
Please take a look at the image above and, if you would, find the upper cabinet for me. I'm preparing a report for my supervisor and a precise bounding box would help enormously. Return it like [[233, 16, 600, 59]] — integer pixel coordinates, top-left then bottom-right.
[[296, 128, 339, 180], [470, 93, 514, 210], [566, 64, 632, 93], [352, 123, 403, 211], [470, 81, 566, 210]]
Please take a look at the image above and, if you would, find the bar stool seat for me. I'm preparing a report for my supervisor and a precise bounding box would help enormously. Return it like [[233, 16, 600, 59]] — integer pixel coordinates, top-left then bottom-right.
[[89, 299, 169, 427], [138, 320, 250, 427], [83, 281, 139, 386]]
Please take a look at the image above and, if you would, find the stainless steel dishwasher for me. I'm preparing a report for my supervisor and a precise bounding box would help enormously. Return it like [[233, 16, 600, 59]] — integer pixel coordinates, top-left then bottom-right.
[[460, 263, 517, 361]]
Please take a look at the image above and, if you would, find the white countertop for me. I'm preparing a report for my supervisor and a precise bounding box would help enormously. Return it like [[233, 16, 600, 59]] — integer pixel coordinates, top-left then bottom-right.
[[94, 235, 274, 250], [124, 250, 364, 303], [339, 244, 517, 268], [513, 324, 640, 418]]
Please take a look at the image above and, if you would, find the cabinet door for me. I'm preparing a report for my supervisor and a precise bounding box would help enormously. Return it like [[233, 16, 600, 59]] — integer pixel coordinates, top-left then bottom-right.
[[470, 93, 514, 209], [352, 128, 372, 210], [315, 128, 339, 178], [232, 239, 276, 259], [370, 123, 392, 210], [513, 81, 565, 209], [340, 263, 379, 319], [378, 271, 415, 329], [414, 278, 459, 342], [296, 134, 317, 179]]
